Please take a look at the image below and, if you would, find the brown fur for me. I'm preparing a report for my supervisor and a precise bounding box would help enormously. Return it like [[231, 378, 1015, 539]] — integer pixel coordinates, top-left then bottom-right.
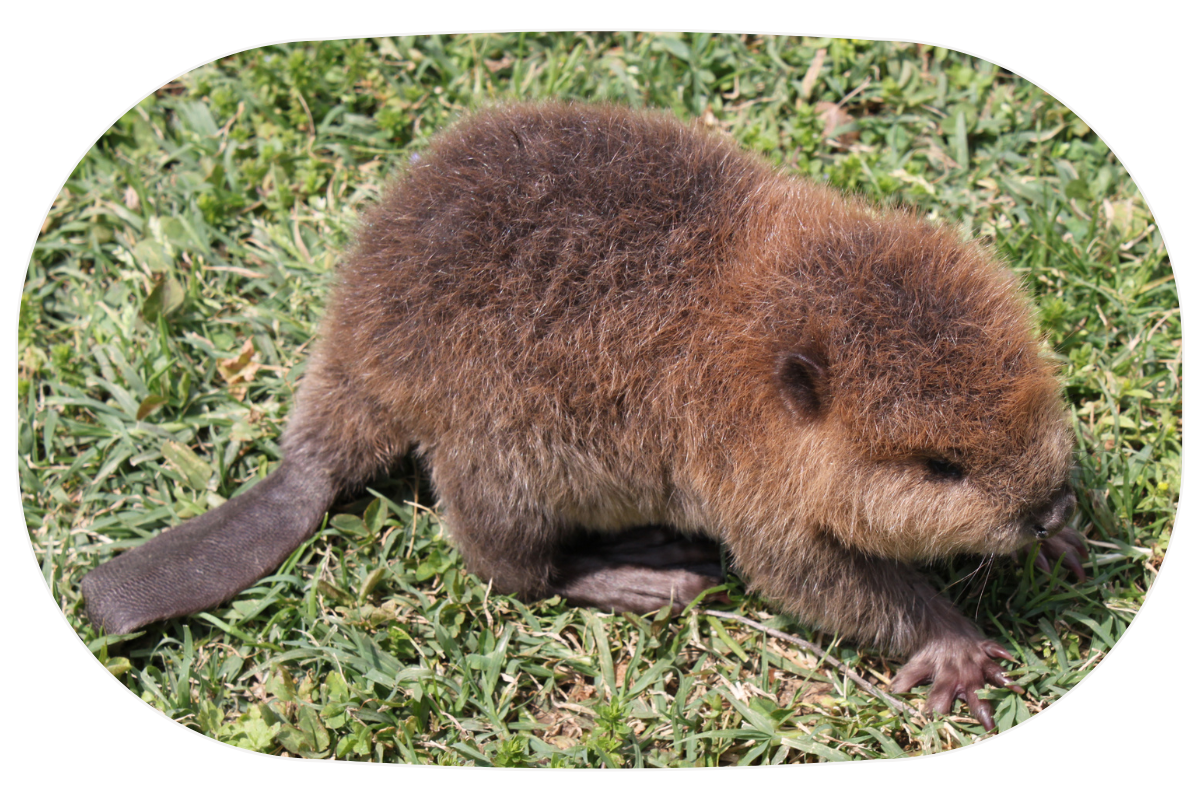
[[83, 101, 1079, 727], [289, 101, 1073, 645]]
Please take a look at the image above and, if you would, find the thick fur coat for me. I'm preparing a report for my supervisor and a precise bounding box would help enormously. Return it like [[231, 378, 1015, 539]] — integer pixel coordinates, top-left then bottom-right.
[[83, 102, 1081, 728]]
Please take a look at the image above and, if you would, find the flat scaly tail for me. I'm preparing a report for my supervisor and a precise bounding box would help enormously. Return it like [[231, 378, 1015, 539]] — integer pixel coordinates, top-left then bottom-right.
[[81, 458, 336, 635]]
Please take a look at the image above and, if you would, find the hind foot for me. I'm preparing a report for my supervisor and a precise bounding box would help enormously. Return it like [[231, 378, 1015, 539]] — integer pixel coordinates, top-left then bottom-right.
[[549, 527, 725, 614]]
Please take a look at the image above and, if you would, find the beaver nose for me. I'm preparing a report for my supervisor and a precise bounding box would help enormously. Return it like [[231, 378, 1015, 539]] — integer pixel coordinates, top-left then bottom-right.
[[1028, 489, 1076, 540]]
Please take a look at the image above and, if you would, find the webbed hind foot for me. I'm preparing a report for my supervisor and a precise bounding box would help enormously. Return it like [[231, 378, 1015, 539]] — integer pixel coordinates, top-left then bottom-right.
[[549, 527, 725, 614]]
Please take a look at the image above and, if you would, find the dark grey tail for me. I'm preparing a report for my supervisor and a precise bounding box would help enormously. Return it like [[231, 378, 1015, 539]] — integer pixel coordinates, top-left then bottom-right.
[[81, 459, 337, 635]]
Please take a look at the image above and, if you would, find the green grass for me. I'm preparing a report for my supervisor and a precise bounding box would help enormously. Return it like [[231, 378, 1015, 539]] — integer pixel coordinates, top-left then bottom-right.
[[19, 33, 1177, 765]]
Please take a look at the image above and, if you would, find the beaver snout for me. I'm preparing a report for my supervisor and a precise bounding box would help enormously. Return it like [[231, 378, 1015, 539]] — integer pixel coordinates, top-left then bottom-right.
[[1027, 489, 1076, 540]]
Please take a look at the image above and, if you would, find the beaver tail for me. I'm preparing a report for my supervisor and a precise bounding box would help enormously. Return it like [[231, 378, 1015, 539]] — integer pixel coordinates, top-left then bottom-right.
[[81, 458, 336, 635]]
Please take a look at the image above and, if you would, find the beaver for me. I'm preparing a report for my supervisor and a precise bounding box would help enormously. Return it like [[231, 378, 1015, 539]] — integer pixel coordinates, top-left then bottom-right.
[[80, 101, 1085, 730]]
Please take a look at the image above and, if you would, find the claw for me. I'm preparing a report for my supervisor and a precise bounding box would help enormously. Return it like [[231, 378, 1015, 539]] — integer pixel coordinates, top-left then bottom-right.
[[982, 642, 1014, 661], [965, 691, 995, 731], [1061, 550, 1086, 582], [1058, 526, 1089, 558]]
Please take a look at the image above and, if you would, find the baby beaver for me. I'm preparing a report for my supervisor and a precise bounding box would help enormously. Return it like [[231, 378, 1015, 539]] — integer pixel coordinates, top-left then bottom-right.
[[81, 102, 1085, 730]]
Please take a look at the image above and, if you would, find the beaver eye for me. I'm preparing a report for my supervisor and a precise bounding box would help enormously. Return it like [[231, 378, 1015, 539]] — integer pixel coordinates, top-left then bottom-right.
[[926, 458, 965, 480]]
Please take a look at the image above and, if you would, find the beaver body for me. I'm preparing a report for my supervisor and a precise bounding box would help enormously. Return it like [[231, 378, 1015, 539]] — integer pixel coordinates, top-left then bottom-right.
[[82, 102, 1082, 729]]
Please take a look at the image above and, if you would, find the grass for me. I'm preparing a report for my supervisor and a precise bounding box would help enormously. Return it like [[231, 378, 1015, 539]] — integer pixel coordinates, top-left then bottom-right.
[[19, 33, 1177, 765]]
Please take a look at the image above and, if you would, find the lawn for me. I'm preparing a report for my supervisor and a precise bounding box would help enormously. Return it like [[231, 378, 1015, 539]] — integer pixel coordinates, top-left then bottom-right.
[[18, 33, 1178, 765]]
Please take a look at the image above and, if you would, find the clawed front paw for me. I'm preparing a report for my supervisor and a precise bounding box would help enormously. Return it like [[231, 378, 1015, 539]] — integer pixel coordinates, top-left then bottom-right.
[[1018, 525, 1088, 581], [892, 637, 1019, 731]]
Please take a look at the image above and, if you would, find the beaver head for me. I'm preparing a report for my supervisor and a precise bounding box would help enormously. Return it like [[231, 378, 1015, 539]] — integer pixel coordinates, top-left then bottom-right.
[[764, 209, 1075, 563]]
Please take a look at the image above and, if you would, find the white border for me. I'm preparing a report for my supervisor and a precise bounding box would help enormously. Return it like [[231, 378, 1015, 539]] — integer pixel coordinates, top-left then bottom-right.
[[4, 2, 1194, 795]]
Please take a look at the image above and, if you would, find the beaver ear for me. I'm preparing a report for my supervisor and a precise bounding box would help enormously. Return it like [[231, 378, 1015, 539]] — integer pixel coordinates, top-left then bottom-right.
[[775, 349, 828, 417]]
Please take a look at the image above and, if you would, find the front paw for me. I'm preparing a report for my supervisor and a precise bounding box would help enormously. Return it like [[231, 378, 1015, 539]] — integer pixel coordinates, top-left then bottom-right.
[[1018, 525, 1088, 581], [891, 637, 1019, 731]]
